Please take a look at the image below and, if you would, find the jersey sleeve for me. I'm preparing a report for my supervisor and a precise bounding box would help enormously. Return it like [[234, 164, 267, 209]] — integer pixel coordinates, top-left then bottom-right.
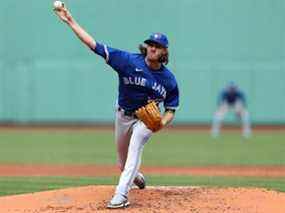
[[164, 85, 179, 110], [91, 42, 130, 72]]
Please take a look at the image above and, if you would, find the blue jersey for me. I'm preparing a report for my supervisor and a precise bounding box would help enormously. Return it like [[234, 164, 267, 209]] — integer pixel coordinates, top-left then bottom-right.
[[218, 87, 246, 106], [92, 43, 179, 111]]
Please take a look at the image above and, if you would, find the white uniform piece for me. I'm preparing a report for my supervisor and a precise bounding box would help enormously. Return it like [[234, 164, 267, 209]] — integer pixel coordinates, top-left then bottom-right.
[[114, 108, 152, 197]]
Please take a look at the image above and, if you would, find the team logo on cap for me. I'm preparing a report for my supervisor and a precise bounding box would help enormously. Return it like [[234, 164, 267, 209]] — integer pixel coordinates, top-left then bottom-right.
[[154, 33, 161, 39]]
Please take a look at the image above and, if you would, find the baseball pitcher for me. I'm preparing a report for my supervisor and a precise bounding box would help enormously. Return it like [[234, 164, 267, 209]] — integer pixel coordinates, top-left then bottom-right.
[[53, 2, 179, 209]]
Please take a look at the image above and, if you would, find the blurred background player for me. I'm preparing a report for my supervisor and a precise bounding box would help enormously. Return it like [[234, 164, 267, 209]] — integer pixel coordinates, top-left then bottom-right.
[[211, 82, 251, 138]]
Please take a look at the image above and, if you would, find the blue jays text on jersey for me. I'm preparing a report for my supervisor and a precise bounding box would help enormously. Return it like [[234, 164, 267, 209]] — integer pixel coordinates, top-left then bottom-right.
[[122, 77, 167, 99], [91, 42, 179, 111]]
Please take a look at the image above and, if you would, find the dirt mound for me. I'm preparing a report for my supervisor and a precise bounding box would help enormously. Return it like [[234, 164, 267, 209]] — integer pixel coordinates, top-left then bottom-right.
[[0, 185, 285, 213]]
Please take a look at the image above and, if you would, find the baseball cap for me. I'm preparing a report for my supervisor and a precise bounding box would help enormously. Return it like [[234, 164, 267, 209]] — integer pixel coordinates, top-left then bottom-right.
[[226, 81, 238, 91], [144, 33, 169, 48]]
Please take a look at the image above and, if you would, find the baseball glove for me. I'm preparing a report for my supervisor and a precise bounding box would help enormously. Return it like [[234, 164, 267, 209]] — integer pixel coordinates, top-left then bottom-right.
[[135, 101, 162, 132]]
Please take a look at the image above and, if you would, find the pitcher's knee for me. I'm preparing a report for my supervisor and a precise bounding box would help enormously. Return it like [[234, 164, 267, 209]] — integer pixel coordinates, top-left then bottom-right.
[[133, 129, 152, 142]]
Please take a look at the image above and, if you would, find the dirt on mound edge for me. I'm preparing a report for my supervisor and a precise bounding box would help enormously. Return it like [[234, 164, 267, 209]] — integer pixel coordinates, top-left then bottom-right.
[[0, 185, 285, 213]]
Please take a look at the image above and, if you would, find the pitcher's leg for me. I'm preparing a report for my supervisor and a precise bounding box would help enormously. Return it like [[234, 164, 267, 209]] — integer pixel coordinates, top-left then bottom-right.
[[115, 110, 135, 171], [115, 121, 152, 197]]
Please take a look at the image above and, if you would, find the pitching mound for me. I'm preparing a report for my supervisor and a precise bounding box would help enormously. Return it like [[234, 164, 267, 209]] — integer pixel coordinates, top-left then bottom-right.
[[0, 186, 285, 213]]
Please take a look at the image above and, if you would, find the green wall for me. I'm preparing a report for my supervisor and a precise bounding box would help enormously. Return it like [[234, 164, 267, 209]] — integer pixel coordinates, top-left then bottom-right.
[[0, 0, 284, 124]]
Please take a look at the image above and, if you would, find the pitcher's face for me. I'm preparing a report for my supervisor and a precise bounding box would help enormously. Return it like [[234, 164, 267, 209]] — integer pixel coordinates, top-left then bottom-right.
[[145, 43, 165, 62]]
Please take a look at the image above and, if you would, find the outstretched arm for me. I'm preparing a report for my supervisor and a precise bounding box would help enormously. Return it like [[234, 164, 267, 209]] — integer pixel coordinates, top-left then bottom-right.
[[53, 3, 96, 50]]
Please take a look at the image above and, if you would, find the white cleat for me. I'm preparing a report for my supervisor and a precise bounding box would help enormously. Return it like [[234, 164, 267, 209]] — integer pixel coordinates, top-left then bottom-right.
[[107, 194, 130, 209], [133, 172, 146, 189]]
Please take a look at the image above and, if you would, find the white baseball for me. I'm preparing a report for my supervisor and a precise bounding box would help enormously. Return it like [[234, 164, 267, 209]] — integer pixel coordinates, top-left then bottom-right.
[[53, 1, 64, 10]]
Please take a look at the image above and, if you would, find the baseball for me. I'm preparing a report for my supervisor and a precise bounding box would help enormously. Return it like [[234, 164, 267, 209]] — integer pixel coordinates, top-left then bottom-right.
[[53, 1, 64, 10]]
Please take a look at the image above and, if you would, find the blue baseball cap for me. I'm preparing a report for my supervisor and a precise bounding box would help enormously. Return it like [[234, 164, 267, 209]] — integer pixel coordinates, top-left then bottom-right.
[[144, 33, 169, 48]]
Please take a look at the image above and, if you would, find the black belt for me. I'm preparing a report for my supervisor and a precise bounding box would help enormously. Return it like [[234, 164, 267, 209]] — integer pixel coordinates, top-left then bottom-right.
[[118, 107, 137, 118]]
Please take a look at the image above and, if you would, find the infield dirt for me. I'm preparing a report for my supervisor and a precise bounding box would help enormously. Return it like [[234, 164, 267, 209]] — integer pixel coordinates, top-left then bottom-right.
[[1, 185, 285, 213]]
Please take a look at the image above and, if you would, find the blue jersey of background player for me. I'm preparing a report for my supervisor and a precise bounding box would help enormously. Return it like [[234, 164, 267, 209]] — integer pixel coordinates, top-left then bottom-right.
[[218, 82, 246, 106], [92, 39, 179, 112], [54, 6, 179, 209]]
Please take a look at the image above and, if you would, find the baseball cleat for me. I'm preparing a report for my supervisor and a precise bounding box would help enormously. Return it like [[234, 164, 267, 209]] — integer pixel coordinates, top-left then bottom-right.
[[133, 172, 146, 189], [107, 194, 130, 209]]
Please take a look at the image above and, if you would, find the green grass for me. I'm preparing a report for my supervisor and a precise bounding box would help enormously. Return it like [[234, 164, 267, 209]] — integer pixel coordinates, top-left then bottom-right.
[[149, 131, 285, 166], [0, 176, 117, 196], [0, 131, 117, 165], [0, 175, 285, 196], [0, 130, 284, 166]]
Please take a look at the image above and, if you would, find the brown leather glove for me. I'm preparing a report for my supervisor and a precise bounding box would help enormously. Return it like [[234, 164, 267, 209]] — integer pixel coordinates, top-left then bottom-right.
[[135, 101, 162, 132]]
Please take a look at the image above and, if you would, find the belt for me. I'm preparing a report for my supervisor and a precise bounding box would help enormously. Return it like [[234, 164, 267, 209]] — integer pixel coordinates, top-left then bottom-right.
[[118, 107, 137, 118]]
